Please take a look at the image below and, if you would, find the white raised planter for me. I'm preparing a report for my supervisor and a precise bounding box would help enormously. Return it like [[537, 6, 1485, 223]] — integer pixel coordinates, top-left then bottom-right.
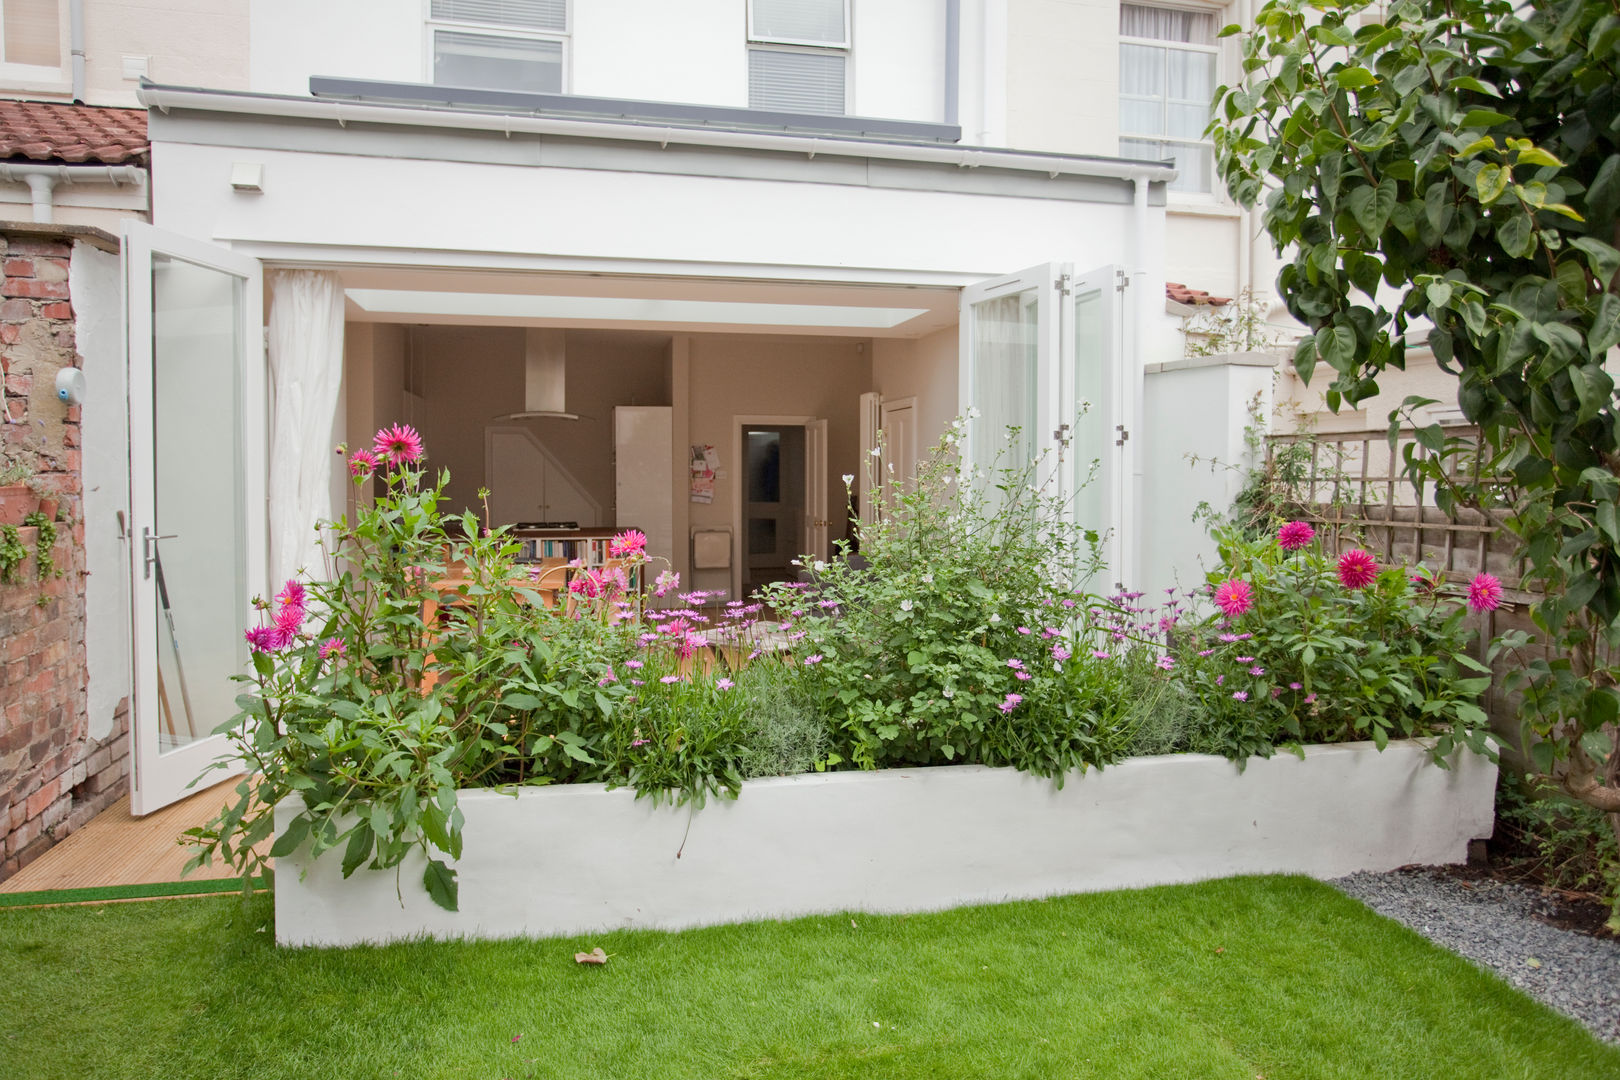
[[274, 739, 1496, 947]]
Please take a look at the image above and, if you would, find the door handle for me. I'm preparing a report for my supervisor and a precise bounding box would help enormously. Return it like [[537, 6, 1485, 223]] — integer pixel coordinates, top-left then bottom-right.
[[142, 527, 178, 579]]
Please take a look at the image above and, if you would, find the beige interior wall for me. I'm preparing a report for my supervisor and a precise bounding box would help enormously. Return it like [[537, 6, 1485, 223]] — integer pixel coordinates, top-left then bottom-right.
[[341, 321, 406, 518], [409, 325, 670, 518], [872, 324, 959, 456], [685, 334, 872, 590]]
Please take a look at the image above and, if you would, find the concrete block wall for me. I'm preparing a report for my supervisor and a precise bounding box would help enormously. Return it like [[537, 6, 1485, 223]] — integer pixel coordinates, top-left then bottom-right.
[[0, 226, 127, 883]]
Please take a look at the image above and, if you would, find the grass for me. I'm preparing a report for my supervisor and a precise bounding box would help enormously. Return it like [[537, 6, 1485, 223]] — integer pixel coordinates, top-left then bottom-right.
[[2, 875, 1617, 1079]]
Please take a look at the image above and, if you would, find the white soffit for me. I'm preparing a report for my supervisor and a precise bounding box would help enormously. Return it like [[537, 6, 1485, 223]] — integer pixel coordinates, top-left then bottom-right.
[[344, 288, 930, 329]]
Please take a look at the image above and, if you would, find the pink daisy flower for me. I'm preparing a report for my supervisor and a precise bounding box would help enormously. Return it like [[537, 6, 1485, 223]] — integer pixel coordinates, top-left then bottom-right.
[[1213, 579, 1254, 617], [804, 654, 823, 665], [1232, 691, 1249, 701], [372, 423, 424, 466], [1277, 520, 1316, 551], [1467, 572, 1503, 613], [1337, 549, 1379, 590], [999, 693, 1023, 714]]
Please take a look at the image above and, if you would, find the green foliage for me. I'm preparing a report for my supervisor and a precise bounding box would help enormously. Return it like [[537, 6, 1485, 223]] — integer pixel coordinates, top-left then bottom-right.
[[1496, 783, 1620, 910], [0, 523, 24, 584], [0, 512, 57, 585], [1182, 287, 1285, 357], [1212, 0, 1620, 830], [1192, 521, 1494, 764]]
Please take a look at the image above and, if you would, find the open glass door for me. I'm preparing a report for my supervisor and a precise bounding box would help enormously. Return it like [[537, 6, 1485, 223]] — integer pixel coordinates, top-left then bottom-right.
[[1062, 266, 1130, 588], [125, 222, 265, 815], [960, 262, 1129, 585], [958, 264, 1062, 490]]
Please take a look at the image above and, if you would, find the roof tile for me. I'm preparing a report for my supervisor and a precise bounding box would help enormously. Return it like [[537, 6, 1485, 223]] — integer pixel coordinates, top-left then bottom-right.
[[0, 101, 147, 165], [1166, 281, 1232, 306]]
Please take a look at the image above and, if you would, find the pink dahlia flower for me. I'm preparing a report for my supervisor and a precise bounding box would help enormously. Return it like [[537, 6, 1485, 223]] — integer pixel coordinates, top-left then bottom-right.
[[243, 625, 281, 653], [347, 448, 379, 477], [372, 423, 424, 466], [1337, 549, 1379, 590], [1213, 579, 1255, 617], [609, 529, 647, 558], [319, 637, 345, 659], [1277, 520, 1316, 551], [1467, 572, 1503, 613]]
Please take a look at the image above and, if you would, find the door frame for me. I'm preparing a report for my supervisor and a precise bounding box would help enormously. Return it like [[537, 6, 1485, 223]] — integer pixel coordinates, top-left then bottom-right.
[[729, 413, 817, 602], [124, 221, 266, 815]]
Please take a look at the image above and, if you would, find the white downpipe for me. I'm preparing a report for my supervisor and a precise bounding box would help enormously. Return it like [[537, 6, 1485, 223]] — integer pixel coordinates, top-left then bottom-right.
[[1127, 176, 1151, 590], [0, 163, 147, 223], [69, 0, 85, 102], [137, 86, 1176, 187]]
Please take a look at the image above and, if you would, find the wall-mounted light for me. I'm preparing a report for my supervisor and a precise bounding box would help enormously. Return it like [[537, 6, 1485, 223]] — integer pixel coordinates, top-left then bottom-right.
[[229, 162, 263, 193]]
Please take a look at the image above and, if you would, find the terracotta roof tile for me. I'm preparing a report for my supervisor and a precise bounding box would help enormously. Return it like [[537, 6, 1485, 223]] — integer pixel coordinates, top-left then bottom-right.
[[0, 101, 147, 165], [1166, 281, 1231, 306]]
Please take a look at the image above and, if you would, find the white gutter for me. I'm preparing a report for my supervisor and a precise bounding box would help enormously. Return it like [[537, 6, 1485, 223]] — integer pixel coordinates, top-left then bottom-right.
[[137, 84, 1177, 186], [0, 163, 147, 223]]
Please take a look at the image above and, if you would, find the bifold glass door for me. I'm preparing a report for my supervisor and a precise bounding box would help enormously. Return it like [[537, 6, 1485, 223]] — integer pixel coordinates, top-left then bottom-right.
[[125, 222, 265, 814], [960, 262, 1129, 586]]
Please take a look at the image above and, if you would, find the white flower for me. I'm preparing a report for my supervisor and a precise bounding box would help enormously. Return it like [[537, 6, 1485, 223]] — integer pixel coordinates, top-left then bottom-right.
[[900, 599, 913, 611], [966, 406, 981, 420], [1080, 399, 1093, 412], [921, 573, 933, 584], [989, 613, 1001, 624], [870, 447, 882, 457], [943, 687, 954, 698], [813, 560, 827, 572], [943, 473, 954, 486], [842, 473, 854, 486]]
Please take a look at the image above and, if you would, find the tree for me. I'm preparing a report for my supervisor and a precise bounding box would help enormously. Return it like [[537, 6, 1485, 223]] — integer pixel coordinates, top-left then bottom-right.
[[1210, 0, 1620, 879]]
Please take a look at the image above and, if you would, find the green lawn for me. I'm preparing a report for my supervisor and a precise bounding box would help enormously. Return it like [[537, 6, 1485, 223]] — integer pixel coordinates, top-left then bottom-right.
[[2, 875, 1616, 1080]]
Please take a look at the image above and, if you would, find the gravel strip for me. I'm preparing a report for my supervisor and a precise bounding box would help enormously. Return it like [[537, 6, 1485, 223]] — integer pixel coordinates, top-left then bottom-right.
[[1333, 867, 1620, 1044]]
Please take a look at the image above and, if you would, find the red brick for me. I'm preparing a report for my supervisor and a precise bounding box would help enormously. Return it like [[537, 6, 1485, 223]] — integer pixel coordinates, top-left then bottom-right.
[[32, 258, 67, 284], [3, 372, 29, 395], [1, 279, 67, 299], [0, 298, 30, 321], [4, 398, 21, 422], [6, 815, 39, 855], [2, 258, 32, 278], [23, 778, 58, 819], [39, 301, 71, 320]]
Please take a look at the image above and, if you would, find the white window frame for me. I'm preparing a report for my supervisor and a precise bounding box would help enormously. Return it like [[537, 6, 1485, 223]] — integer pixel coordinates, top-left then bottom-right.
[[1118, 1, 1223, 201], [745, 0, 854, 114], [423, 0, 571, 94], [0, 0, 71, 95]]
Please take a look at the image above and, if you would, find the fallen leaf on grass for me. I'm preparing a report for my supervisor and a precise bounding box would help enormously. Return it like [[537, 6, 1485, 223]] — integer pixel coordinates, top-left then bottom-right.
[[1525, 956, 1542, 969], [1214, 947, 1225, 955], [574, 948, 609, 965]]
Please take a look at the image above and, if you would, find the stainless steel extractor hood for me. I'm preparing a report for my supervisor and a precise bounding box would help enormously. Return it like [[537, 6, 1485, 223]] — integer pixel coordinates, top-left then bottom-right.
[[496, 328, 582, 421]]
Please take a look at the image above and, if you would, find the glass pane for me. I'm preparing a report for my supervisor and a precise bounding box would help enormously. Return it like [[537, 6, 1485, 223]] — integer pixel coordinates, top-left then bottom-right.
[[970, 288, 1039, 481], [1119, 97, 1162, 137], [431, 0, 566, 31], [4, 0, 59, 67], [150, 254, 248, 754], [747, 431, 781, 503], [1071, 287, 1107, 535], [433, 30, 563, 93], [1120, 3, 1215, 44], [1167, 49, 1214, 102], [748, 518, 778, 555], [1118, 43, 1164, 101], [752, 0, 845, 44]]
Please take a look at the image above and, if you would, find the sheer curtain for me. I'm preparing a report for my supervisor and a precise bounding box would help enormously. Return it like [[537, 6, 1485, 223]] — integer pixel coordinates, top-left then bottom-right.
[[970, 290, 1038, 481], [267, 270, 344, 589], [1118, 4, 1216, 192]]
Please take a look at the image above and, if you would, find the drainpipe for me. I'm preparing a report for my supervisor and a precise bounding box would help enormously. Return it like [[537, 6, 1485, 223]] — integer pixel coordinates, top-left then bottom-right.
[[944, 0, 959, 128], [0, 163, 147, 223], [69, 0, 85, 103], [1126, 175, 1152, 590]]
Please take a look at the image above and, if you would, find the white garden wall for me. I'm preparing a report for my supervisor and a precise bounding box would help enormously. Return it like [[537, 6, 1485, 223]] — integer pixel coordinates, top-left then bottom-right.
[[274, 739, 1496, 947]]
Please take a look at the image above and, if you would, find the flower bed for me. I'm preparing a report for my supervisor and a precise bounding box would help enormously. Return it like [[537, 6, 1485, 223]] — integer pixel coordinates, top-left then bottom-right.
[[273, 738, 1498, 947], [187, 421, 1506, 920]]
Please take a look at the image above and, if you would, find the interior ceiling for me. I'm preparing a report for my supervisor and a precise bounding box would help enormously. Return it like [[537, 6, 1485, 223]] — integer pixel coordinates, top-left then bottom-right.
[[334, 266, 959, 338]]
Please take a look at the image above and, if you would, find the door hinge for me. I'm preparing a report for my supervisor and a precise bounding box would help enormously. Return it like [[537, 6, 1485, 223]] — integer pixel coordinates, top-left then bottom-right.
[[1115, 270, 1129, 293], [1052, 422, 1071, 443], [1115, 424, 1130, 447], [1054, 273, 1072, 295]]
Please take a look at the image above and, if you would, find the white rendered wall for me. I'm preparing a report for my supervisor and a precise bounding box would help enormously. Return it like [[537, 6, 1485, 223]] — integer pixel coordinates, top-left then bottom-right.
[[853, 0, 947, 123], [275, 740, 1498, 947], [570, 0, 741, 107], [1139, 354, 1276, 597], [72, 241, 129, 740], [150, 142, 1141, 287], [249, 0, 420, 97]]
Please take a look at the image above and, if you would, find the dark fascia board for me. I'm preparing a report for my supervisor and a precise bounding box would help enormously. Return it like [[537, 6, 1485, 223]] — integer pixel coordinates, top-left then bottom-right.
[[308, 76, 963, 146]]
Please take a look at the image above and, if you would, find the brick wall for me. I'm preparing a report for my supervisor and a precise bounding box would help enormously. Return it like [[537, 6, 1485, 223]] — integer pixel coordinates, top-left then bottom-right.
[[0, 227, 126, 882]]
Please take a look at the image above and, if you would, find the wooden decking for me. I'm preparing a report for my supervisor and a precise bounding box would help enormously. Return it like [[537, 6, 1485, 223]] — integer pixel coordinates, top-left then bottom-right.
[[0, 781, 267, 894]]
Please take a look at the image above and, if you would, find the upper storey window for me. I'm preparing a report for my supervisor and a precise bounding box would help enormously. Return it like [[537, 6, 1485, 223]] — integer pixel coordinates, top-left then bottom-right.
[[429, 0, 567, 95], [0, 0, 69, 93], [1118, 4, 1217, 194], [747, 0, 850, 116]]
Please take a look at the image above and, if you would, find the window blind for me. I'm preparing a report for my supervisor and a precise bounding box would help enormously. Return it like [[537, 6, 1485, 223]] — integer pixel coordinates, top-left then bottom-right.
[[430, 0, 566, 32], [4, 0, 59, 68], [748, 48, 845, 115], [1119, 3, 1215, 44], [433, 30, 563, 94], [750, 0, 846, 46]]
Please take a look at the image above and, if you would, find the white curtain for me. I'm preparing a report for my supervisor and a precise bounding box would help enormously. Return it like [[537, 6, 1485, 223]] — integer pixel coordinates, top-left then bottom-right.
[[267, 269, 344, 589], [970, 289, 1038, 480]]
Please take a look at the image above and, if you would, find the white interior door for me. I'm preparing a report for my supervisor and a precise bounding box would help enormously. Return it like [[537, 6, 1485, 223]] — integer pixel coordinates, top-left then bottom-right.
[[803, 418, 828, 561], [958, 264, 1063, 491], [877, 397, 918, 506], [1061, 265, 1130, 588], [125, 222, 265, 815]]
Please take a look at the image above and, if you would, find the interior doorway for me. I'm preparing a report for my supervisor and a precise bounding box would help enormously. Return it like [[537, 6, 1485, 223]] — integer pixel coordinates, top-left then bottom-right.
[[742, 424, 805, 591]]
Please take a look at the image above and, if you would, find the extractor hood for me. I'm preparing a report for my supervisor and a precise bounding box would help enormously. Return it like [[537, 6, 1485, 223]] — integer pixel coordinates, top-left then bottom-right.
[[496, 328, 583, 421]]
